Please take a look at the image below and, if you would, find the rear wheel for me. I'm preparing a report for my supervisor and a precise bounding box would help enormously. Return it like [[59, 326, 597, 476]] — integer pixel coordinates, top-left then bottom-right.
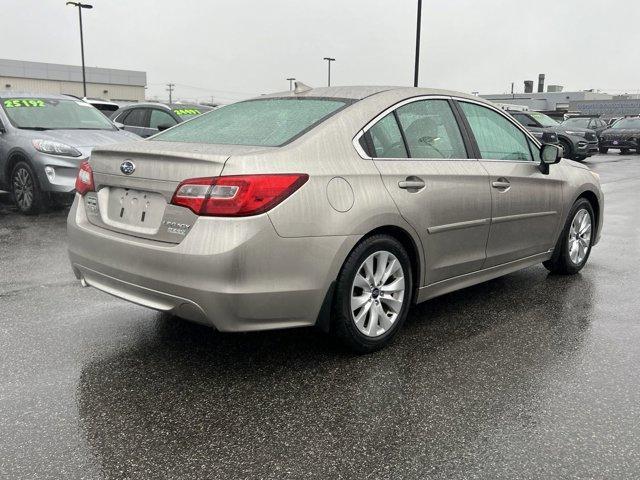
[[11, 161, 44, 215], [598, 147, 608, 154], [332, 235, 413, 353], [543, 198, 595, 275], [620, 148, 630, 154]]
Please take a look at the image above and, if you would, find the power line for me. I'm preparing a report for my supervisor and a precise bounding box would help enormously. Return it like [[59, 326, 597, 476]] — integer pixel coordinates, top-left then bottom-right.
[[166, 83, 175, 103]]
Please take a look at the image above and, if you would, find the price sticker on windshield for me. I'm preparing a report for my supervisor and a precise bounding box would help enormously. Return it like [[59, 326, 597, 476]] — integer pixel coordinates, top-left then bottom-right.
[[174, 108, 201, 116], [4, 99, 46, 108]]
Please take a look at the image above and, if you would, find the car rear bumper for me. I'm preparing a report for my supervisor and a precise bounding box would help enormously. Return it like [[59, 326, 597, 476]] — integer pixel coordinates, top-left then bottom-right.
[[67, 195, 357, 332]]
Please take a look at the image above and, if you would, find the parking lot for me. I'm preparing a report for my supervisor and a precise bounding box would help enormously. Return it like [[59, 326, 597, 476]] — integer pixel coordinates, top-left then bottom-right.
[[0, 153, 639, 479]]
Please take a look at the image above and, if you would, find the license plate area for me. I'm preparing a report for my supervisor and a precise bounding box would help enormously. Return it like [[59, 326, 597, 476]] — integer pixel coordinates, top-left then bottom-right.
[[99, 187, 166, 234]]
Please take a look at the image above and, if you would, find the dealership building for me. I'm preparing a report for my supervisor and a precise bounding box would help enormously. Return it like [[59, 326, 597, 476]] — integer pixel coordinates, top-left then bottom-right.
[[0, 58, 146, 102]]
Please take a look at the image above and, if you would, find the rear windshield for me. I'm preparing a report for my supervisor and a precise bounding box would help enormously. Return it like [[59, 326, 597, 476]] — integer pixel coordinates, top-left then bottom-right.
[[153, 97, 349, 146], [1, 98, 115, 131]]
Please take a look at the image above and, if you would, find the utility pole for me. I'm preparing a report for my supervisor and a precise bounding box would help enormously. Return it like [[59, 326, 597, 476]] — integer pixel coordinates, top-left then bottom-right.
[[66, 2, 93, 98], [511, 82, 515, 98], [287, 77, 296, 91], [166, 83, 175, 104], [323, 58, 335, 87], [414, 0, 422, 87]]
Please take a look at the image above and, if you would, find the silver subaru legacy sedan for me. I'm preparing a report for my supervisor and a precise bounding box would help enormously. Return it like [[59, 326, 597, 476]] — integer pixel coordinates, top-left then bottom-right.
[[67, 86, 603, 352]]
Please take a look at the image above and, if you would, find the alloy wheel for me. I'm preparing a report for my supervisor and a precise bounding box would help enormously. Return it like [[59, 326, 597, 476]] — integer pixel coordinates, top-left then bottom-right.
[[568, 208, 592, 265], [350, 250, 406, 338], [13, 167, 34, 211]]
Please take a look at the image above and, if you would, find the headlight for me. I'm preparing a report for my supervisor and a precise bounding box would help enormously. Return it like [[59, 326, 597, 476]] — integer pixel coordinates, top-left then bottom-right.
[[564, 130, 586, 137], [32, 139, 82, 157]]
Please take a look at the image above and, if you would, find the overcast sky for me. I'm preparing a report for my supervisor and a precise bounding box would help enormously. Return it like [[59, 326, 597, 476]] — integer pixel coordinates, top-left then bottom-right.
[[3, 0, 640, 103]]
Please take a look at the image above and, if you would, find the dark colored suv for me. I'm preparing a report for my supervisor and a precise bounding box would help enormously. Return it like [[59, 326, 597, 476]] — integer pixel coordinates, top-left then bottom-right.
[[111, 103, 213, 138], [510, 111, 598, 162]]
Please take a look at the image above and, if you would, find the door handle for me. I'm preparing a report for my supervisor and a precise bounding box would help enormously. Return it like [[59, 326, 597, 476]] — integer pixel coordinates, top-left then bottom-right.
[[398, 177, 426, 190], [491, 178, 511, 190]]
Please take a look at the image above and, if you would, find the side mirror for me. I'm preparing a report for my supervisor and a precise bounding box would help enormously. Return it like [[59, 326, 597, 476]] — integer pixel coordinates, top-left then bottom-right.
[[156, 123, 173, 132], [539, 144, 562, 174], [113, 122, 125, 130]]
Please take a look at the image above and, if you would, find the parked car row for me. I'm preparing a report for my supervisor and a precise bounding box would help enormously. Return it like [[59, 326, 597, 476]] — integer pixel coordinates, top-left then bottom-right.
[[504, 109, 599, 162], [0, 93, 213, 214], [111, 102, 213, 138]]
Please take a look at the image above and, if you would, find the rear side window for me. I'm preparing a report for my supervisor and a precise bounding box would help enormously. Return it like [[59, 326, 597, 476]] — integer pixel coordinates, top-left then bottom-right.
[[395, 100, 467, 159], [460, 102, 533, 162], [153, 98, 349, 146], [366, 113, 408, 158], [149, 109, 177, 129]]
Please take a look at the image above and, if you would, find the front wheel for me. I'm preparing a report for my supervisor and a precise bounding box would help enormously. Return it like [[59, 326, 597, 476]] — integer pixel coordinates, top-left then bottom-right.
[[11, 161, 44, 215], [332, 235, 413, 353], [543, 199, 595, 275], [559, 139, 572, 159], [598, 147, 608, 154], [620, 148, 630, 154]]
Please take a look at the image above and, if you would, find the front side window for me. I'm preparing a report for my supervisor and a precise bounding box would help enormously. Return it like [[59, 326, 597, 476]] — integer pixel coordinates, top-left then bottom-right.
[[153, 98, 349, 146], [121, 108, 147, 127], [1, 98, 115, 131], [460, 102, 533, 161], [395, 100, 467, 159], [149, 109, 177, 129], [366, 113, 408, 158], [562, 118, 590, 129]]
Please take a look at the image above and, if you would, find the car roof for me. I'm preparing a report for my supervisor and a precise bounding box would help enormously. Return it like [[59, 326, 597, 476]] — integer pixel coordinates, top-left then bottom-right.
[[0, 92, 83, 100], [258, 85, 485, 102]]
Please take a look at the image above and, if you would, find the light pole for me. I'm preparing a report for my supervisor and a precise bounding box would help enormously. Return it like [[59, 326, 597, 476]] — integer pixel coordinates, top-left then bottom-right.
[[323, 57, 335, 87], [414, 0, 422, 87], [66, 2, 93, 98], [286, 77, 296, 91]]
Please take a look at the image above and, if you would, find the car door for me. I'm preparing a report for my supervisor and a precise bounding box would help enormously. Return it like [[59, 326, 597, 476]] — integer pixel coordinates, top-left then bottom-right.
[[363, 97, 492, 285], [457, 100, 564, 268]]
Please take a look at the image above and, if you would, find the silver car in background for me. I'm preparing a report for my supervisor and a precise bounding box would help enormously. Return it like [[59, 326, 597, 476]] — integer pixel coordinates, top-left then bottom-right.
[[0, 93, 139, 214], [67, 86, 604, 352]]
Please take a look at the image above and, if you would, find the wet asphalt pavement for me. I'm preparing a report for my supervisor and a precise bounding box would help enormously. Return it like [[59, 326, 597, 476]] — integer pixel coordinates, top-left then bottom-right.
[[1, 154, 639, 479]]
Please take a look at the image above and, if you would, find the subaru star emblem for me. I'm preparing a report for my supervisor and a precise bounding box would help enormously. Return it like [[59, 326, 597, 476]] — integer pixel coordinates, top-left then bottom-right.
[[120, 161, 135, 175]]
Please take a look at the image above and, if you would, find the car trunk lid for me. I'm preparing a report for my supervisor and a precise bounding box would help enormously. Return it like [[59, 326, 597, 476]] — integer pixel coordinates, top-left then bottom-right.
[[83, 141, 274, 243]]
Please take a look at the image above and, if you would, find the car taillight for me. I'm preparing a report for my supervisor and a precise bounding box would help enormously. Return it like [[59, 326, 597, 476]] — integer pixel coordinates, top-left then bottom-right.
[[75, 160, 95, 195], [171, 174, 309, 217]]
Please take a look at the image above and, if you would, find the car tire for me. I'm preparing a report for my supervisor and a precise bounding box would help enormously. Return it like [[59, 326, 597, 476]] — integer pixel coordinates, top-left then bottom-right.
[[332, 234, 413, 353], [620, 148, 629, 154], [543, 198, 595, 275], [559, 139, 572, 159], [573, 155, 587, 162], [11, 161, 45, 215], [598, 147, 608, 154]]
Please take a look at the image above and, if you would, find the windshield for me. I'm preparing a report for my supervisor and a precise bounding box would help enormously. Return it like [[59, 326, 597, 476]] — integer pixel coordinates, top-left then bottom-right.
[[611, 118, 640, 129], [153, 97, 349, 146], [529, 111, 559, 127], [562, 118, 590, 128], [2, 98, 115, 130]]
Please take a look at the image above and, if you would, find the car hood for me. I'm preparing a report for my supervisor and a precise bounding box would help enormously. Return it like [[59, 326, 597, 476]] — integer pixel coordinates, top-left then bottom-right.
[[550, 126, 592, 134], [25, 128, 140, 148], [601, 128, 640, 137]]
